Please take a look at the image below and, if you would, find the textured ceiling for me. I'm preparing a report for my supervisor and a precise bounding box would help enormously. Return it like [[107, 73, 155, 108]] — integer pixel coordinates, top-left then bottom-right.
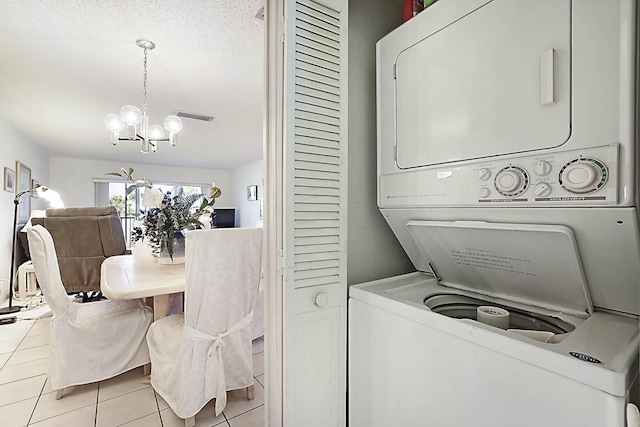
[[0, 0, 265, 169]]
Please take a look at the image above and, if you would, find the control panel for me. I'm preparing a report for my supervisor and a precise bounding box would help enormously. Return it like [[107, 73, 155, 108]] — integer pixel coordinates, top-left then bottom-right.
[[380, 144, 619, 207]]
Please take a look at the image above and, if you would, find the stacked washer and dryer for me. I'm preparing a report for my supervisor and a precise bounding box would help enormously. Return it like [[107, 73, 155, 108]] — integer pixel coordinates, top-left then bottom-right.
[[349, 0, 640, 426]]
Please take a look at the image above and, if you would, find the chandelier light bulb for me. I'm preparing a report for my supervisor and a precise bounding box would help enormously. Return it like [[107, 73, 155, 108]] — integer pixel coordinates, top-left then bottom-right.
[[164, 115, 183, 134], [104, 114, 126, 132], [120, 105, 143, 126], [148, 124, 165, 140]]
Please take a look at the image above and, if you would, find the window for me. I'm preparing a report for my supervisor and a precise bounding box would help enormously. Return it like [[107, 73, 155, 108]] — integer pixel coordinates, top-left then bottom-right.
[[95, 180, 208, 248]]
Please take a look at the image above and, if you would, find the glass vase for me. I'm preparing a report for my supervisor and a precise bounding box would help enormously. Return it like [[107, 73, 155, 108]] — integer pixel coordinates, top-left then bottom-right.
[[158, 231, 186, 264]]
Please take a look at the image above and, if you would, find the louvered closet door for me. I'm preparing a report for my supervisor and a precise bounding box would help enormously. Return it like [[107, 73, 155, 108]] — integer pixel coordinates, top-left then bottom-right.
[[282, 0, 347, 425]]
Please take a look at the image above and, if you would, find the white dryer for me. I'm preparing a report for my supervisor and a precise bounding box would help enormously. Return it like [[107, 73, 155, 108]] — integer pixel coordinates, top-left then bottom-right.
[[349, 0, 640, 425]]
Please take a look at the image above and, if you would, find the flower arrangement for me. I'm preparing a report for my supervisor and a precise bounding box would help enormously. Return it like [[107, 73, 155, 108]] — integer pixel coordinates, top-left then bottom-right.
[[107, 168, 222, 260], [137, 184, 221, 259]]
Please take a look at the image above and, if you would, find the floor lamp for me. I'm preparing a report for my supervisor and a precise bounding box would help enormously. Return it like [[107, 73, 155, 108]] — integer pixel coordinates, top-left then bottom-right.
[[0, 185, 62, 315]]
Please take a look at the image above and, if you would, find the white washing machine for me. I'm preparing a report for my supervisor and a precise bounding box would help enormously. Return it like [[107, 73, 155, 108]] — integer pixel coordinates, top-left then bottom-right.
[[349, 221, 639, 426], [349, 0, 640, 425]]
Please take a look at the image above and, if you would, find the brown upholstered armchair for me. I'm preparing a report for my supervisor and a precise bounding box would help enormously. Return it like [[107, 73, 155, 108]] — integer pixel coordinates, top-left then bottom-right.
[[32, 206, 127, 293]]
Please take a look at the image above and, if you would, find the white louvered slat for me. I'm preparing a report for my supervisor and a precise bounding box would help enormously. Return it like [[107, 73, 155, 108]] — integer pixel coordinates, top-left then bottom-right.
[[295, 202, 339, 211], [295, 160, 340, 173], [295, 211, 340, 220], [297, 0, 340, 22], [295, 38, 340, 63], [296, 110, 340, 127], [294, 258, 340, 271], [295, 235, 340, 246], [295, 44, 339, 69], [296, 21, 340, 46], [297, 27, 340, 51], [294, 229, 339, 239], [296, 92, 339, 112], [295, 177, 339, 189], [295, 51, 340, 74], [296, 103, 340, 120], [293, 251, 340, 263], [295, 134, 340, 149], [296, 7, 340, 32], [294, 243, 340, 255], [296, 187, 340, 197], [295, 275, 339, 287], [295, 127, 339, 142], [296, 69, 339, 92], [295, 83, 339, 103], [295, 152, 340, 165], [296, 119, 339, 135]]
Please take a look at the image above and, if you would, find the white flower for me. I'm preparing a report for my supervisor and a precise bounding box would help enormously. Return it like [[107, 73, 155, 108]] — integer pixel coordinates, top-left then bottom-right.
[[142, 188, 165, 208]]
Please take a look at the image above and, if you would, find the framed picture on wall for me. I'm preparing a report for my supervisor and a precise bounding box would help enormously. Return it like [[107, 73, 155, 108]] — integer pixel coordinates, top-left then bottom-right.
[[15, 161, 32, 222], [247, 185, 258, 201], [3, 167, 14, 192]]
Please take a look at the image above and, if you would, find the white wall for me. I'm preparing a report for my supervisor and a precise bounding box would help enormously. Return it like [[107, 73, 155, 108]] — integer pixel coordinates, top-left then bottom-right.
[[230, 159, 264, 228], [0, 118, 51, 297], [49, 157, 233, 208], [347, 0, 414, 285]]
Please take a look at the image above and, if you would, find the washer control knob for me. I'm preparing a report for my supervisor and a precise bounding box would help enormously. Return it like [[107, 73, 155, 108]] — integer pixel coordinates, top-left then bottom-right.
[[314, 293, 328, 307], [494, 166, 529, 197], [478, 168, 491, 181], [559, 158, 608, 194], [534, 161, 552, 176], [534, 183, 552, 197], [479, 187, 490, 198]]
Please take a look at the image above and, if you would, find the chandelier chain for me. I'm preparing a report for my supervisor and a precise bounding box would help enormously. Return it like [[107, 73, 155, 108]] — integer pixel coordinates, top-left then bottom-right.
[[142, 48, 148, 115]]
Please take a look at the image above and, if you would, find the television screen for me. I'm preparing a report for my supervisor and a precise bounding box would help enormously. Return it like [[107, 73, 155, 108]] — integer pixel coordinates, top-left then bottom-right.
[[212, 208, 236, 228]]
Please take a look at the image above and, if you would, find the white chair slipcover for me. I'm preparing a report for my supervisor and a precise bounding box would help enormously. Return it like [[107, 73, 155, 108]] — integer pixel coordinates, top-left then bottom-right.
[[146, 228, 263, 420], [251, 219, 265, 340], [26, 225, 153, 393]]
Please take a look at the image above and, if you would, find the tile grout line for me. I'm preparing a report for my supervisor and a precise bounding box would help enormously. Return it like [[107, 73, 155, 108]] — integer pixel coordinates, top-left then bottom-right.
[[26, 372, 48, 426], [95, 380, 100, 427], [0, 319, 35, 370]]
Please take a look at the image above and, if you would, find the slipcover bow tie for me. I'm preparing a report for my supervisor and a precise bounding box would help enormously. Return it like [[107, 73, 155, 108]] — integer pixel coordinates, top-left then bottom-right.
[[205, 334, 226, 358], [184, 309, 254, 416]]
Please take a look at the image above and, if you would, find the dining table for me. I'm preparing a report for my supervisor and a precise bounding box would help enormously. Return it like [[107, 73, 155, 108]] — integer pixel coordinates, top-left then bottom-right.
[[100, 253, 185, 321]]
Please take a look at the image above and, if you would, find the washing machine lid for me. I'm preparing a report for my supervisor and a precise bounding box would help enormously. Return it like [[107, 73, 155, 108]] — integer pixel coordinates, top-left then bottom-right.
[[406, 221, 594, 318]]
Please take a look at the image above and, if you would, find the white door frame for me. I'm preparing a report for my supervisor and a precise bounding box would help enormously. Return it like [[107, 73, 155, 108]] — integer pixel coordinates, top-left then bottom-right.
[[264, 0, 285, 425]]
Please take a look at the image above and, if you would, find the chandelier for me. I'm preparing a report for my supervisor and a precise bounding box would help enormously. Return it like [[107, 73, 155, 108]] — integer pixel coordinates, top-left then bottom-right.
[[104, 39, 183, 153]]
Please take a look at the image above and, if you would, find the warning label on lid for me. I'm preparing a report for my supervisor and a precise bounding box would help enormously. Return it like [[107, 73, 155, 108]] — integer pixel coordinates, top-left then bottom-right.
[[450, 247, 536, 276]]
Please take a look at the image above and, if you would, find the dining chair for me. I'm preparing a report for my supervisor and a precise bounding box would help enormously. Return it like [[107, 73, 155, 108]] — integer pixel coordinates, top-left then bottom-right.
[[26, 225, 153, 398], [146, 228, 263, 426]]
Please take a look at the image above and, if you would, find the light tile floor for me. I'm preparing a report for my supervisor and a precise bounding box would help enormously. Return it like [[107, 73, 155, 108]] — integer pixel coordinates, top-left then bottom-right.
[[0, 314, 266, 427]]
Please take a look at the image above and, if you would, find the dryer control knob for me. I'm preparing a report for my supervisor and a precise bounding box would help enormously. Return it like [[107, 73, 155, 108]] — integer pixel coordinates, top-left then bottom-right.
[[494, 166, 529, 197], [314, 293, 328, 307], [478, 168, 491, 181], [534, 161, 552, 176], [534, 183, 552, 197], [559, 158, 608, 194], [479, 187, 491, 198]]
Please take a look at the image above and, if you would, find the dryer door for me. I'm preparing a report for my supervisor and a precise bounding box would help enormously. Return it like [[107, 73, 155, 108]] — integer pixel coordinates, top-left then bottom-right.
[[395, 0, 571, 169]]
